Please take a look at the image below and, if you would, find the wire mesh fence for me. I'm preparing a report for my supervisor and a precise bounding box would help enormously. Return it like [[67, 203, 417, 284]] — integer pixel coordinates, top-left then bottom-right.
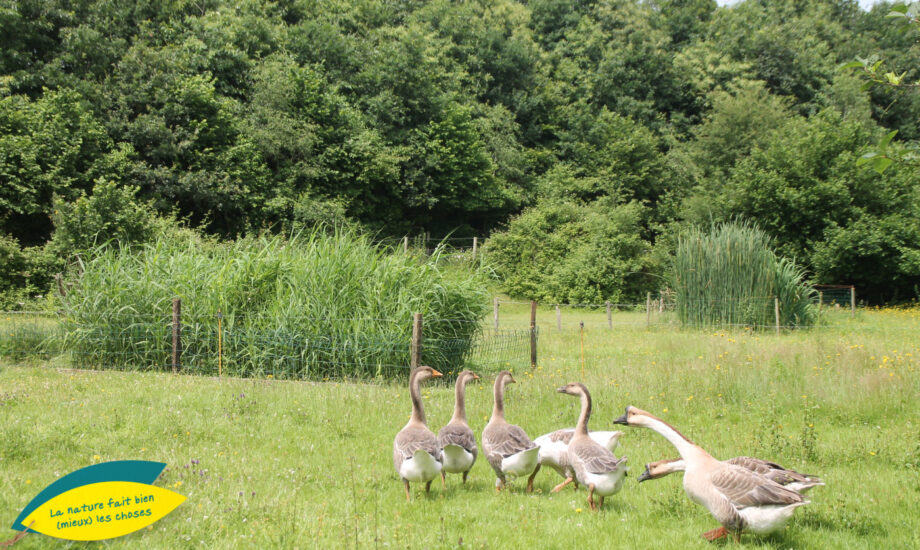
[[0, 311, 534, 379]]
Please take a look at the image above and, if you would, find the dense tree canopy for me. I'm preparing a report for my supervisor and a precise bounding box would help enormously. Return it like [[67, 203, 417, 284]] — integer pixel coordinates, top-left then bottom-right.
[[1, 0, 919, 304]]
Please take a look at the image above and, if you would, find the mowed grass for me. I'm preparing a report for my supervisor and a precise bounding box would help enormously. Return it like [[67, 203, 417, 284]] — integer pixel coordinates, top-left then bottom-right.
[[2, 306, 920, 548]]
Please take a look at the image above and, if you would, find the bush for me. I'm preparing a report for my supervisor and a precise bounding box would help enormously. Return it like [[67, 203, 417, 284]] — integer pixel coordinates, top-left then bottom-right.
[[485, 199, 657, 303], [57, 227, 489, 378], [672, 221, 816, 328]]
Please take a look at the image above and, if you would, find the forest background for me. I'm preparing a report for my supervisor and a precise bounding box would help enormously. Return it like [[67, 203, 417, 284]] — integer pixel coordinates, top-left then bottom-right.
[[2, 0, 919, 307]]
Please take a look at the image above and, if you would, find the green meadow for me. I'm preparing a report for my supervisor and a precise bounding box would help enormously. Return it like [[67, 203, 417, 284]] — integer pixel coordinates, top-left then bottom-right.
[[2, 305, 919, 548]]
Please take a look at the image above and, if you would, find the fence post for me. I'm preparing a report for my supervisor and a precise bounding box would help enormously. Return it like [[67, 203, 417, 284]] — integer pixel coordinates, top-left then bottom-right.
[[530, 301, 537, 369], [172, 298, 182, 373], [659, 292, 664, 313], [646, 292, 651, 329], [818, 291, 823, 310], [472, 237, 478, 260], [606, 301, 612, 329], [411, 313, 423, 370], [403, 236, 409, 254], [493, 297, 499, 330], [774, 297, 780, 334], [850, 286, 856, 316], [217, 309, 223, 378], [556, 305, 561, 330]]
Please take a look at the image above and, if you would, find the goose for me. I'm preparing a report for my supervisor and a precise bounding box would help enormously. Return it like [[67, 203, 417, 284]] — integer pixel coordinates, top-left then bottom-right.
[[534, 428, 624, 488], [481, 370, 541, 492], [393, 366, 443, 500], [638, 457, 824, 493], [552, 383, 628, 510], [614, 406, 809, 542], [437, 370, 480, 487]]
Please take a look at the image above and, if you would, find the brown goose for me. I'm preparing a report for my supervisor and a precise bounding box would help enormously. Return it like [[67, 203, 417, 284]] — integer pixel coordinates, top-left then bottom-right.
[[615, 406, 808, 542], [534, 428, 624, 489], [552, 383, 628, 510], [481, 371, 540, 492], [393, 366, 443, 501], [638, 457, 823, 493], [437, 370, 480, 487]]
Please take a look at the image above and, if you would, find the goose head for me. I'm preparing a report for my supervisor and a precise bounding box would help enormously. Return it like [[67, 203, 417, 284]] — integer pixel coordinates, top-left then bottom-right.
[[412, 365, 443, 382], [637, 458, 684, 483], [458, 370, 480, 383], [556, 382, 587, 396], [495, 370, 516, 389], [613, 405, 652, 427]]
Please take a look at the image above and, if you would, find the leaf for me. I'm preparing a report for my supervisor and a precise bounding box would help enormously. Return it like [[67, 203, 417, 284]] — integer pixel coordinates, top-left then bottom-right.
[[838, 60, 865, 71], [889, 4, 909, 14], [20, 481, 185, 541], [11, 461, 166, 532], [879, 130, 899, 151], [856, 151, 879, 166], [872, 157, 894, 174]]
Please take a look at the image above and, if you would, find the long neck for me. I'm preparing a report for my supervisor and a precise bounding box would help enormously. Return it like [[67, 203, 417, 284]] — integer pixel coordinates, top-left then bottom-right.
[[643, 417, 708, 462], [575, 390, 591, 436], [491, 377, 505, 422], [409, 371, 426, 425], [451, 375, 469, 423]]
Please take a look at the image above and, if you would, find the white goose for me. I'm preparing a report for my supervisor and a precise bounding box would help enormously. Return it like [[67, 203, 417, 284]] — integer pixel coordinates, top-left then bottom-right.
[[481, 371, 541, 492], [614, 406, 809, 541], [638, 457, 824, 493], [437, 370, 479, 486], [534, 428, 624, 488], [552, 383, 628, 510], [393, 366, 443, 500]]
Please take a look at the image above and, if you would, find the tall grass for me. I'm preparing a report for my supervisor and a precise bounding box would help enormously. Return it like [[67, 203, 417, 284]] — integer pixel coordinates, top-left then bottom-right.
[[672, 221, 816, 328], [56, 227, 489, 378]]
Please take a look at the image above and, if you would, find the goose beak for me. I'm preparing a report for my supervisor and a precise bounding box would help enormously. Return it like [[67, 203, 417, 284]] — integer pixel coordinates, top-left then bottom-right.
[[556, 385, 567, 393], [637, 465, 652, 483], [431, 369, 443, 377], [472, 373, 480, 380], [613, 406, 630, 425]]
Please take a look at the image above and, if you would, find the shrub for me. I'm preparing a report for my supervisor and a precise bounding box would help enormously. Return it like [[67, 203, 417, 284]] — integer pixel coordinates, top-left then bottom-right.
[[485, 198, 657, 303], [57, 227, 489, 378], [672, 221, 816, 328]]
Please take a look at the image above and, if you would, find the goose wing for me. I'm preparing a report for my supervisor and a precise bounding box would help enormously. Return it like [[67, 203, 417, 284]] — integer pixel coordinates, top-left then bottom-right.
[[394, 426, 440, 471], [484, 423, 536, 458], [570, 441, 624, 475], [710, 465, 806, 509], [727, 456, 822, 486], [547, 429, 575, 444], [438, 423, 477, 454]]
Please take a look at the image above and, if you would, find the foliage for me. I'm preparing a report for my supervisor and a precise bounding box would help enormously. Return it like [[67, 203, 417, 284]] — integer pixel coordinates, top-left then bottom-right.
[[57, 227, 489, 378], [486, 199, 656, 303], [672, 221, 816, 328]]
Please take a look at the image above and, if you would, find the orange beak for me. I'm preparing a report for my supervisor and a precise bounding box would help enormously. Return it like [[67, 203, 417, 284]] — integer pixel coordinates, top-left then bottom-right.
[[431, 369, 443, 377]]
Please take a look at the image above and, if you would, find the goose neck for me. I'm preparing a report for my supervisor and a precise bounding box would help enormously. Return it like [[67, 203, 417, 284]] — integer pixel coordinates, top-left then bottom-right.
[[574, 389, 591, 436], [409, 370, 426, 425], [451, 375, 469, 423]]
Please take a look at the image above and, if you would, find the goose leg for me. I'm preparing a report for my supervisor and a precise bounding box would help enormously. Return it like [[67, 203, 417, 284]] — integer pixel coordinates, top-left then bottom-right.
[[588, 484, 596, 511], [441, 471, 446, 490], [597, 495, 604, 510], [551, 477, 574, 493], [700, 527, 727, 542], [462, 470, 469, 484], [403, 480, 411, 501], [526, 464, 541, 493], [732, 531, 741, 544], [425, 480, 432, 495]]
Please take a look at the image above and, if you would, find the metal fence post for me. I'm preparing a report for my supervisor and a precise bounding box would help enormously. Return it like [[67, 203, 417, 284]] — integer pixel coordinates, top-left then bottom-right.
[[172, 298, 181, 373], [530, 301, 537, 369]]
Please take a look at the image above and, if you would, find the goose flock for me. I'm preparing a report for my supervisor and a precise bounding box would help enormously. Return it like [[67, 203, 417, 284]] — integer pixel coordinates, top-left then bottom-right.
[[393, 366, 823, 542]]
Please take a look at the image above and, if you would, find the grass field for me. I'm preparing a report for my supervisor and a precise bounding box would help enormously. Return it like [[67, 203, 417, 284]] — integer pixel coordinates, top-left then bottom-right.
[[2, 305, 919, 548]]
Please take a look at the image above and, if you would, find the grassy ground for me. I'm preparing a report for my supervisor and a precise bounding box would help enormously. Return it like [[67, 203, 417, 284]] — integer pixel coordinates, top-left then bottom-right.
[[1, 306, 919, 548]]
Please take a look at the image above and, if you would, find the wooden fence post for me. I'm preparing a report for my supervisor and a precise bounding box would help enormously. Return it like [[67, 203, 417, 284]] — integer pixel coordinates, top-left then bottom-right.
[[472, 237, 478, 260], [646, 292, 651, 329], [172, 298, 181, 373], [774, 297, 780, 334], [556, 305, 561, 330], [530, 301, 537, 369], [217, 309, 223, 378], [411, 313, 423, 370], [606, 301, 612, 329], [818, 291, 823, 310], [493, 297, 499, 330], [403, 236, 409, 254], [850, 286, 856, 316]]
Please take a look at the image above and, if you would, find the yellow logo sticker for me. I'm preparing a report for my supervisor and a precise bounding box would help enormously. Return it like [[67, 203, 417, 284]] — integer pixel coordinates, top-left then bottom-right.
[[20, 481, 185, 541]]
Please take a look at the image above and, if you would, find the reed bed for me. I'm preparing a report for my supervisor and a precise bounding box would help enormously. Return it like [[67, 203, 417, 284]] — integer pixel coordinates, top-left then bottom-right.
[[673, 222, 816, 329], [54, 228, 490, 378]]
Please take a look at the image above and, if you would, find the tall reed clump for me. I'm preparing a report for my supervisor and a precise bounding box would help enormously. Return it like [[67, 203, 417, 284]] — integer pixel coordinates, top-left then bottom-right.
[[56, 227, 489, 379], [672, 221, 816, 329]]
